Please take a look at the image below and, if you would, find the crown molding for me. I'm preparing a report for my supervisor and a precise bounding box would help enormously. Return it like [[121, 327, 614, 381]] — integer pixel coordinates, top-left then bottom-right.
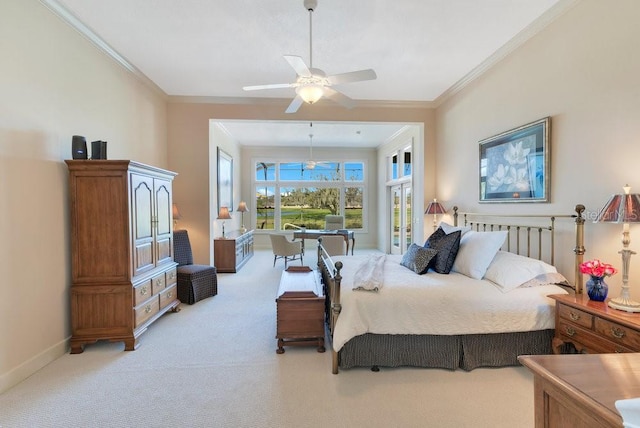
[[168, 95, 434, 110], [434, 0, 581, 107], [40, 0, 167, 99]]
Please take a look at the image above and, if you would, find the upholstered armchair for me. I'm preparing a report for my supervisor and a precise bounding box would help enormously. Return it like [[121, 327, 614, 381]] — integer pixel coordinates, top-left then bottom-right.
[[324, 215, 344, 230], [269, 234, 304, 268], [319, 235, 346, 256], [173, 230, 217, 304]]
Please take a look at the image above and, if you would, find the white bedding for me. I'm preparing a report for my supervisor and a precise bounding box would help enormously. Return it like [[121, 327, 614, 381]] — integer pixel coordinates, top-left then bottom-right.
[[330, 254, 568, 352]]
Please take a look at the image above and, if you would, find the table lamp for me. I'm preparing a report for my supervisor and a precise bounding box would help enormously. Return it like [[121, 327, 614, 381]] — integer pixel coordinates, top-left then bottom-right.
[[217, 206, 232, 238], [425, 199, 446, 231], [237, 201, 248, 233], [172, 203, 182, 228], [595, 184, 640, 312]]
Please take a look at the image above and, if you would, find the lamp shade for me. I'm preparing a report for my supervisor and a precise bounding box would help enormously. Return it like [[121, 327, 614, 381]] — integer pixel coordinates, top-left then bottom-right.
[[172, 203, 182, 220], [595, 185, 640, 223], [425, 199, 446, 215], [236, 201, 248, 213], [217, 206, 232, 220]]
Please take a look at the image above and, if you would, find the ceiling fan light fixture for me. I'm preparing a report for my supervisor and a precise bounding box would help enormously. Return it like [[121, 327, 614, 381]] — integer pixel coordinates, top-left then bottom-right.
[[296, 83, 324, 104]]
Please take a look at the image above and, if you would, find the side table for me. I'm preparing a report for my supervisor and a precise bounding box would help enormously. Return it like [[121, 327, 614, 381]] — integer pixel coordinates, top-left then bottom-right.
[[550, 293, 640, 354]]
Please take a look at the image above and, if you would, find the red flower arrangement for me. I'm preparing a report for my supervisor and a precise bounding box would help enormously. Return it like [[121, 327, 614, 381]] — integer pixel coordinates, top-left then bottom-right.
[[579, 259, 617, 278]]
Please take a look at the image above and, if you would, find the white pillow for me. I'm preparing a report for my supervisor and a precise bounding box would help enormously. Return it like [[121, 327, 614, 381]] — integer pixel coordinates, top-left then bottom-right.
[[439, 221, 472, 236], [484, 251, 558, 292], [451, 230, 507, 279]]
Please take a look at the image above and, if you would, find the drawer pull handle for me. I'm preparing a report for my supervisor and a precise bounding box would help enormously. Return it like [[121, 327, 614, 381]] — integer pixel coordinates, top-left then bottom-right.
[[169, 272, 176, 279], [167, 292, 173, 299], [611, 327, 626, 339], [565, 326, 576, 337], [141, 286, 148, 295], [569, 312, 581, 321], [145, 305, 152, 314], [156, 279, 163, 287]]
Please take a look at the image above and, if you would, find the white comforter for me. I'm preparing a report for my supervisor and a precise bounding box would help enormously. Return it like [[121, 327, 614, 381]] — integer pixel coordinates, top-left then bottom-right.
[[331, 254, 567, 352]]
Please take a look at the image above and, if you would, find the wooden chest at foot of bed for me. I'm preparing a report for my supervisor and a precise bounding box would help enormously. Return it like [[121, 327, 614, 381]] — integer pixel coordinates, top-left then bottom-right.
[[276, 267, 325, 354]]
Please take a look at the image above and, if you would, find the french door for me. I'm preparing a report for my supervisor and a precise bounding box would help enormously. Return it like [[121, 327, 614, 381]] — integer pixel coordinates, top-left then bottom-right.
[[390, 182, 412, 255]]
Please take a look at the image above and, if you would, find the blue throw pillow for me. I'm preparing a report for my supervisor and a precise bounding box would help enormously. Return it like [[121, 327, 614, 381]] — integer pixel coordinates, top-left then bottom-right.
[[401, 244, 438, 274], [424, 227, 461, 274]]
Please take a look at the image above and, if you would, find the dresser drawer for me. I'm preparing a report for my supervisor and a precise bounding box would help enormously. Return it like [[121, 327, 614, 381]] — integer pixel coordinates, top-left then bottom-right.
[[557, 320, 634, 353], [595, 317, 640, 350], [135, 296, 160, 327], [151, 272, 166, 295], [166, 267, 177, 287], [159, 284, 177, 309], [134, 279, 153, 307], [558, 303, 593, 329]]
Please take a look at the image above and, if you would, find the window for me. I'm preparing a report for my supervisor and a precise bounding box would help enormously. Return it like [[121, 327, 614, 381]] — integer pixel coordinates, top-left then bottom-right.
[[389, 145, 412, 181], [254, 160, 365, 231]]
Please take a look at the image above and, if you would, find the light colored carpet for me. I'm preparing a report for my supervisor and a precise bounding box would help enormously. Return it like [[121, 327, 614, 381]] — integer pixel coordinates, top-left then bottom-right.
[[0, 249, 535, 428]]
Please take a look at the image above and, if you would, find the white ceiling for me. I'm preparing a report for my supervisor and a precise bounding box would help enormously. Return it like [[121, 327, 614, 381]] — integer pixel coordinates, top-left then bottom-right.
[[49, 0, 569, 147]]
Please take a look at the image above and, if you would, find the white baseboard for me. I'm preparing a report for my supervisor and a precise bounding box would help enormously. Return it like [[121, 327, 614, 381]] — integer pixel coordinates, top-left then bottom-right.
[[0, 337, 69, 394]]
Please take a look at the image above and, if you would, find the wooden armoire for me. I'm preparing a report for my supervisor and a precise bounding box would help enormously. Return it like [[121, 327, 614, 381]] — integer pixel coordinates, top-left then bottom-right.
[[65, 160, 179, 353]]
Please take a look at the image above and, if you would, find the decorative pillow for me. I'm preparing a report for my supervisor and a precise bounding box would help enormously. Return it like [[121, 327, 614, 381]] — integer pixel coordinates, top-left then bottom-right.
[[484, 251, 559, 292], [400, 244, 438, 274], [439, 221, 472, 237], [452, 230, 507, 279], [424, 228, 461, 274]]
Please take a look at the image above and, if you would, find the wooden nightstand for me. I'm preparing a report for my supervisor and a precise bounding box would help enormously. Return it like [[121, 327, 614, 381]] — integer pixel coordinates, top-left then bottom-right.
[[550, 293, 640, 354]]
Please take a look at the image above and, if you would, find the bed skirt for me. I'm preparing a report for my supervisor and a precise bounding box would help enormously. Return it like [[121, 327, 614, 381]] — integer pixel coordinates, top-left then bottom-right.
[[337, 329, 555, 371]]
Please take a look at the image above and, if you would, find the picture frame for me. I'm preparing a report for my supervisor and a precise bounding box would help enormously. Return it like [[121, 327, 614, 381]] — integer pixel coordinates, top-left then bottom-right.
[[479, 117, 550, 203], [217, 147, 233, 211]]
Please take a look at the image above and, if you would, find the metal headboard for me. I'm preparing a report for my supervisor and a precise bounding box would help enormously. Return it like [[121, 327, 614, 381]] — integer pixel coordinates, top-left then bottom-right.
[[453, 204, 586, 293]]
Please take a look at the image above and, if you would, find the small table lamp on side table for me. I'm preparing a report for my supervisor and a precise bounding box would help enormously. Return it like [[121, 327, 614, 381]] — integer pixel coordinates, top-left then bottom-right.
[[237, 201, 248, 233], [425, 199, 446, 231], [172, 203, 182, 229], [596, 184, 640, 312], [217, 206, 232, 238]]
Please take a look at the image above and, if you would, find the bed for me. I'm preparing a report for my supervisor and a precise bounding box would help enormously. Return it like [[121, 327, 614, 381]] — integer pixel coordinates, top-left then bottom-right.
[[318, 205, 586, 374]]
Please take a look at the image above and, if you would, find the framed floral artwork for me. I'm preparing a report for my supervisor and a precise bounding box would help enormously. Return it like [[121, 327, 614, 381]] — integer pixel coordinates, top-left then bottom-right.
[[217, 147, 233, 211], [479, 117, 550, 203]]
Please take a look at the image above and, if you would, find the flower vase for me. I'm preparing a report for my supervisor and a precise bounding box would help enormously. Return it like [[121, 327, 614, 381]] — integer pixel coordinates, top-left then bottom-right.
[[586, 275, 609, 302]]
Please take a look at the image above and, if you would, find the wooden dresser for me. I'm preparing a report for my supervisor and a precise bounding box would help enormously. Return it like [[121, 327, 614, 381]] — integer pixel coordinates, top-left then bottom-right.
[[66, 160, 179, 353], [550, 293, 640, 354], [213, 229, 254, 273], [519, 353, 640, 427]]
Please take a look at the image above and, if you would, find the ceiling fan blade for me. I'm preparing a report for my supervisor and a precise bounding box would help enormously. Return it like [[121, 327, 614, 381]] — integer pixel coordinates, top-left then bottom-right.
[[284, 55, 312, 77], [328, 69, 377, 85], [285, 94, 304, 114], [243, 83, 294, 91], [323, 87, 356, 109]]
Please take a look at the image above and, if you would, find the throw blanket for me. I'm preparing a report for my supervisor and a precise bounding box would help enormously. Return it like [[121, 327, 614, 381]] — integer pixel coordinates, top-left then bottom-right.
[[352, 254, 386, 291]]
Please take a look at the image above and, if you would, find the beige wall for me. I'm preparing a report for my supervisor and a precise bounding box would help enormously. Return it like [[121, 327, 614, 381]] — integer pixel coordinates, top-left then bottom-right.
[[0, 0, 169, 392], [435, 0, 640, 298], [167, 102, 433, 264]]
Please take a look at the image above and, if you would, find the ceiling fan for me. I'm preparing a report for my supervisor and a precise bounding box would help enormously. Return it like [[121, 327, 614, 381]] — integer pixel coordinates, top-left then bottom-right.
[[305, 122, 329, 170], [242, 0, 377, 113]]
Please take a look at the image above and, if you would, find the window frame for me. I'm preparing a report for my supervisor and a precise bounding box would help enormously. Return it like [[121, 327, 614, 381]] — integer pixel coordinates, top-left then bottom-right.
[[253, 159, 367, 232]]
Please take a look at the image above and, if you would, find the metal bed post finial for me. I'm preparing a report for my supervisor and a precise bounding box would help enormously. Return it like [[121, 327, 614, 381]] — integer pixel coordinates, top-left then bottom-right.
[[453, 206, 458, 227]]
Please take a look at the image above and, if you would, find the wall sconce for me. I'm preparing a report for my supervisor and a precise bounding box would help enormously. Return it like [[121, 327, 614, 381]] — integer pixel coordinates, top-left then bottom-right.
[[172, 203, 182, 228], [236, 201, 248, 233], [425, 199, 446, 231], [596, 184, 640, 312], [217, 206, 232, 238]]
